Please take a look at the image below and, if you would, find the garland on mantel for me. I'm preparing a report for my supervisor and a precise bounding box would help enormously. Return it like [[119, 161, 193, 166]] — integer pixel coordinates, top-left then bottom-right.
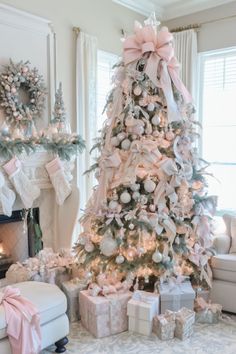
[[0, 134, 85, 161]]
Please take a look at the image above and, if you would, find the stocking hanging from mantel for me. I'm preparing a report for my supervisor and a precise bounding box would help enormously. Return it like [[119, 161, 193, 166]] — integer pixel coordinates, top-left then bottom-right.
[[3, 156, 40, 209], [45, 156, 72, 205], [0, 170, 16, 217]]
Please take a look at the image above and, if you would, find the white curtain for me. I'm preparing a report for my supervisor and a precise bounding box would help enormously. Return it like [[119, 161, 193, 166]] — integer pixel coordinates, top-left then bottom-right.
[[173, 29, 198, 99], [76, 32, 97, 213]]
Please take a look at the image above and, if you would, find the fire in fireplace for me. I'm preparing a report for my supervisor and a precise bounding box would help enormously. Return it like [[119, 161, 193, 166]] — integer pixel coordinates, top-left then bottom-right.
[[0, 208, 42, 278]]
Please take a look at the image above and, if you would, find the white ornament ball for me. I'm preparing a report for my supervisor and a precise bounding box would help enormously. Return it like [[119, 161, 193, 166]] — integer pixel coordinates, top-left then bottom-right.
[[121, 138, 131, 150], [165, 131, 175, 141], [163, 256, 170, 263], [11, 87, 16, 94], [137, 246, 145, 256], [133, 85, 142, 96], [120, 191, 131, 204], [152, 251, 163, 263], [116, 255, 125, 264], [117, 132, 126, 141], [131, 183, 140, 192], [109, 200, 119, 210], [152, 114, 161, 126], [111, 136, 120, 146], [147, 103, 155, 111], [85, 242, 94, 253], [133, 125, 144, 135], [100, 237, 117, 257], [144, 179, 156, 193], [132, 191, 140, 201]]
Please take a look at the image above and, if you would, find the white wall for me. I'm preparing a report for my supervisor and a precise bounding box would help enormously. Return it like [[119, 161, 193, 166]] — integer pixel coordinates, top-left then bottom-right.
[[1, 0, 144, 129], [164, 1, 236, 53]]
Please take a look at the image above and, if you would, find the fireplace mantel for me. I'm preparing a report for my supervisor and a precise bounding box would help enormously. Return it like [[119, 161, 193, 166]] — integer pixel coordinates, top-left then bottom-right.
[[0, 149, 76, 250]]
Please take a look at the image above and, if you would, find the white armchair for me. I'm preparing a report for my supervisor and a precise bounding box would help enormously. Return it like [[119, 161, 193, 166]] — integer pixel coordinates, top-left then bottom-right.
[[210, 215, 236, 313]]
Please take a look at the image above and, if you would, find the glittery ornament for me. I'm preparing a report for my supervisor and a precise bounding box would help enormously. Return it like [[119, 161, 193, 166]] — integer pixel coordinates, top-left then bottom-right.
[[152, 114, 161, 125], [111, 136, 120, 146], [117, 132, 126, 141], [133, 125, 144, 135], [152, 250, 163, 263], [120, 191, 131, 204], [132, 191, 140, 201], [144, 179, 156, 193], [100, 237, 117, 256], [121, 138, 131, 150], [109, 200, 119, 210], [116, 254, 125, 264], [147, 103, 155, 111], [131, 183, 140, 191]]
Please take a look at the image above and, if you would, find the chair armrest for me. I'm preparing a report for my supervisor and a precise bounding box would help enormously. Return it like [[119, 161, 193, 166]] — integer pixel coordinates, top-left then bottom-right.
[[212, 233, 231, 254]]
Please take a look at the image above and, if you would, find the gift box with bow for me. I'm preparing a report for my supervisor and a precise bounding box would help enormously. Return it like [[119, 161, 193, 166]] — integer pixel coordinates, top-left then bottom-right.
[[195, 296, 222, 324], [159, 279, 195, 313], [153, 310, 176, 340], [79, 290, 132, 338], [175, 307, 195, 340], [127, 290, 160, 336]]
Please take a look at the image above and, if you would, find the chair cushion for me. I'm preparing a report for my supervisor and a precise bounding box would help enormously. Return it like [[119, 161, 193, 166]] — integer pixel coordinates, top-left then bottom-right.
[[0, 281, 67, 340], [211, 254, 236, 283]]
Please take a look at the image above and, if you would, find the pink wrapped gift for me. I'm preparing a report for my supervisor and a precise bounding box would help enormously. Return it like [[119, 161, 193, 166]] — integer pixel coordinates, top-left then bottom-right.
[[79, 290, 132, 338]]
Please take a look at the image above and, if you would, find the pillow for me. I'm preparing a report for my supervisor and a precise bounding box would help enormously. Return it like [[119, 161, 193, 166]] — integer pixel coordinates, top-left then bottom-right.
[[230, 216, 236, 253]]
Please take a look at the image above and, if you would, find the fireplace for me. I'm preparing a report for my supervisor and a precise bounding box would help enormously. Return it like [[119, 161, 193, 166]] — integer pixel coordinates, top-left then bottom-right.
[[0, 208, 42, 278]]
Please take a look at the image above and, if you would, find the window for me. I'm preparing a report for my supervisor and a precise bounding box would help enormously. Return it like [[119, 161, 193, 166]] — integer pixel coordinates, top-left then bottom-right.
[[198, 48, 236, 213], [97, 50, 119, 131]]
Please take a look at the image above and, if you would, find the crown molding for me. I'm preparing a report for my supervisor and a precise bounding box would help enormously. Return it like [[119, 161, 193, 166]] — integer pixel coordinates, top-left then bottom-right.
[[113, 0, 235, 20]]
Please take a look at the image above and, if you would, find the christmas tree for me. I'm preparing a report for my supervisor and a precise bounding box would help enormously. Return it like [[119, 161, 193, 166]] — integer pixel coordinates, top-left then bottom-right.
[[51, 82, 66, 124], [75, 15, 216, 290]]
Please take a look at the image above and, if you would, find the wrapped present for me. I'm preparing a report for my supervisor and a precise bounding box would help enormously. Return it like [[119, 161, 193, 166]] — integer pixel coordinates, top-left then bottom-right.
[[45, 266, 71, 288], [61, 280, 87, 322], [79, 290, 132, 338], [195, 297, 222, 324], [127, 290, 160, 336], [153, 310, 176, 340], [175, 307, 195, 340], [193, 287, 210, 302], [159, 280, 195, 313]]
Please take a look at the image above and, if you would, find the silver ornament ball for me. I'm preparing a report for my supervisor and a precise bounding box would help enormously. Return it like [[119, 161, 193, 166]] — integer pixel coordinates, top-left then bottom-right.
[[120, 191, 131, 204], [152, 251, 163, 263], [100, 237, 117, 257], [152, 114, 161, 126], [121, 138, 131, 150], [116, 255, 125, 264], [144, 179, 156, 193]]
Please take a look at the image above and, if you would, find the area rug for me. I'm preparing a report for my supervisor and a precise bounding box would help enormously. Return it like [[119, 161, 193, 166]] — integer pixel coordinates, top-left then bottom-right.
[[42, 316, 236, 354]]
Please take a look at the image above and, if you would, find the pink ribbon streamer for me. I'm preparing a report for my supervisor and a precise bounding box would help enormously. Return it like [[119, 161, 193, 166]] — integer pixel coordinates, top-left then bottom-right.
[[0, 286, 41, 354], [123, 25, 192, 122]]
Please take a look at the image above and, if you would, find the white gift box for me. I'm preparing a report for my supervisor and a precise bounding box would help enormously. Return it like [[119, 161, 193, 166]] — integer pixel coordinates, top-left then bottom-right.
[[127, 290, 160, 336], [159, 280, 195, 314]]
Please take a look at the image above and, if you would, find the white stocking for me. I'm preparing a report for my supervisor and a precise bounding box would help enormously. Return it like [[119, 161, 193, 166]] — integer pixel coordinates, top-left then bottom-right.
[[3, 156, 40, 209], [46, 157, 71, 205], [0, 171, 16, 217]]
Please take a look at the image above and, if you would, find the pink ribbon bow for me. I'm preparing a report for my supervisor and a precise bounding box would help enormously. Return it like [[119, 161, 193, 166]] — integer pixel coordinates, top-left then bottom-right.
[[0, 286, 41, 354], [123, 25, 192, 122]]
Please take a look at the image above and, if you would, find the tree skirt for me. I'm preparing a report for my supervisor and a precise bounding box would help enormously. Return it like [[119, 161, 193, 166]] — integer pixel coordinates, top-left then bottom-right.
[[42, 316, 236, 354]]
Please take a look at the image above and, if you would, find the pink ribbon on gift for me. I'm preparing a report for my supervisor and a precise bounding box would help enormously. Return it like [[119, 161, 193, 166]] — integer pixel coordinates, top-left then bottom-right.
[[123, 25, 192, 122], [0, 286, 41, 354]]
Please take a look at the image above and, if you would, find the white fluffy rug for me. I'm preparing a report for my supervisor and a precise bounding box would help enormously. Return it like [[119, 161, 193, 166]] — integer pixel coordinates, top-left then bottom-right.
[[42, 317, 236, 354]]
